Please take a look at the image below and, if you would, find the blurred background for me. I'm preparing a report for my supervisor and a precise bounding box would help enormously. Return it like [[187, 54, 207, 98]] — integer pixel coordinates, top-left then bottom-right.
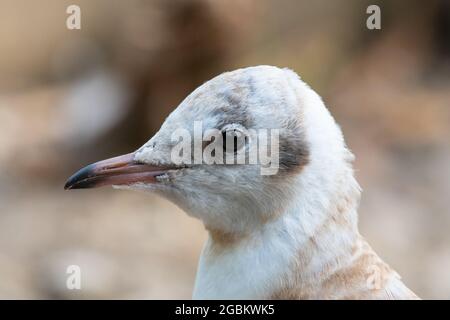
[[0, 0, 449, 299]]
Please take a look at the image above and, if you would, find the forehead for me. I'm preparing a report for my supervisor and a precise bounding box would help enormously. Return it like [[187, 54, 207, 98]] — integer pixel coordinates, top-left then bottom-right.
[[173, 67, 297, 129]]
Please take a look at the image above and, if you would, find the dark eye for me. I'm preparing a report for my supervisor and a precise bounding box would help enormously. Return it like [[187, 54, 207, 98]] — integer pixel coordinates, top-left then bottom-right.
[[222, 129, 245, 153]]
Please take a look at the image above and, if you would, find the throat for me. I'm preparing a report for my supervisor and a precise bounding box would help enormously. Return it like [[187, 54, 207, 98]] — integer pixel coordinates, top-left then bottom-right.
[[193, 182, 364, 299]]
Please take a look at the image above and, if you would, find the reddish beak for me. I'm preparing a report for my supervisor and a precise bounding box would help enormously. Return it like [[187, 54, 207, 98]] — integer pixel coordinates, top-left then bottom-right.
[[64, 152, 169, 190]]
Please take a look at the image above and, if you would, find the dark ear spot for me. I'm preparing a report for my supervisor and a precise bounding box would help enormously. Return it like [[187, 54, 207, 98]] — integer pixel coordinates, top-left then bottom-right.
[[279, 136, 310, 173], [277, 118, 310, 174]]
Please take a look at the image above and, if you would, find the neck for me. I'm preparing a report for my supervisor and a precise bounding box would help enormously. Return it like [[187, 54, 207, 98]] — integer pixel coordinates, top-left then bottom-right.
[[192, 166, 417, 299]]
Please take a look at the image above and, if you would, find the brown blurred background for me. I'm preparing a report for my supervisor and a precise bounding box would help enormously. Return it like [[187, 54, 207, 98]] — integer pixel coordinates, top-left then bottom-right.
[[0, 0, 449, 299]]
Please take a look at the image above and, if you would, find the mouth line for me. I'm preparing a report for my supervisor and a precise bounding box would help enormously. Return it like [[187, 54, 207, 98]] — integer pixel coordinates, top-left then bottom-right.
[[65, 169, 171, 190]]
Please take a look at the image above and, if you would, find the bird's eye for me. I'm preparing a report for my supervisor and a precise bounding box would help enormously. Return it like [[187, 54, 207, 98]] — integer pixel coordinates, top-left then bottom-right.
[[222, 128, 246, 154]]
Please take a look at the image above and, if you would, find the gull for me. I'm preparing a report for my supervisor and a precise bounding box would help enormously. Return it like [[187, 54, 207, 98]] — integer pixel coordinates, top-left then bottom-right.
[[65, 65, 419, 299]]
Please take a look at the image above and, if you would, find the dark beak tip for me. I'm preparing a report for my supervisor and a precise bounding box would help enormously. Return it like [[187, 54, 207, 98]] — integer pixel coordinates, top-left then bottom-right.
[[64, 164, 95, 190], [64, 178, 78, 190], [63, 181, 73, 190]]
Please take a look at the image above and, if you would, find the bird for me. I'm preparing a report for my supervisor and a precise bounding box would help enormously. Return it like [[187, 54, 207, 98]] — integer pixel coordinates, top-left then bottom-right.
[[64, 65, 419, 299]]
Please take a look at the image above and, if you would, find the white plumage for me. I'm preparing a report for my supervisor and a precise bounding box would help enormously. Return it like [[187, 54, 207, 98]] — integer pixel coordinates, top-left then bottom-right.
[[66, 65, 419, 299]]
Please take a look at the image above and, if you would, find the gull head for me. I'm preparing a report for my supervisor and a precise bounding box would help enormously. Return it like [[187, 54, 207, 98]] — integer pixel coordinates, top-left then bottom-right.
[[65, 65, 352, 234]]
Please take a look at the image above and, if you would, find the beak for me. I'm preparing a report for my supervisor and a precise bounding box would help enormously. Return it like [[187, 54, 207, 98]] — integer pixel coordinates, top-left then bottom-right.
[[64, 152, 169, 190]]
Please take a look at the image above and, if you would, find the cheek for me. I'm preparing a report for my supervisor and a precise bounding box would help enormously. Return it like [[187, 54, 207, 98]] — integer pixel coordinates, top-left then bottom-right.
[[171, 167, 265, 201]]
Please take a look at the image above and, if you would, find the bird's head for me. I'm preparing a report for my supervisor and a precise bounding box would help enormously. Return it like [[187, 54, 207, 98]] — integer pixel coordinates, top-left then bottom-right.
[[65, 66, 352, 234]]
